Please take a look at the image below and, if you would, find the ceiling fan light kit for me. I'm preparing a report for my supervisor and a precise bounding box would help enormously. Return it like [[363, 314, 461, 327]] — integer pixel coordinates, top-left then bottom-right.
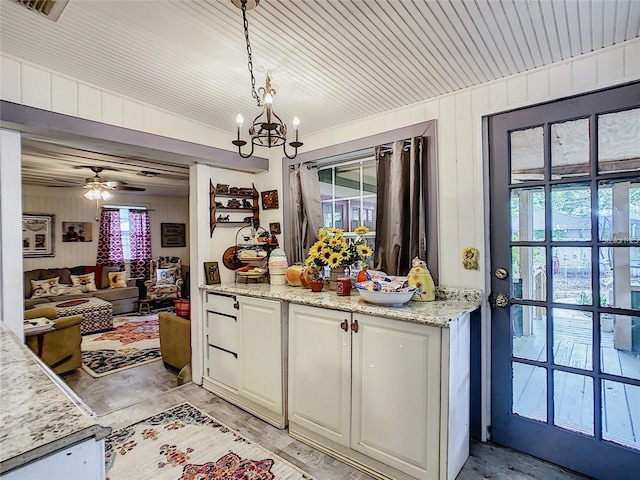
[[231, 0, 303, 160]]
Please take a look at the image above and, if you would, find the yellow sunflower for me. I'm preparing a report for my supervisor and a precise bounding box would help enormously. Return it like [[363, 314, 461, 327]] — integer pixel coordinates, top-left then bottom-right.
[[320, 247, 333, 263], [308, 241, 324, 258], [354, 225, 369, 235], [327, 253, 342, 268], [357, 244, 372, 258]]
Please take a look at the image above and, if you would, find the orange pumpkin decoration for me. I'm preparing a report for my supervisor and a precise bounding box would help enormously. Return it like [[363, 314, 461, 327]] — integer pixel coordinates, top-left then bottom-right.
[[300, 267, 316, 289]]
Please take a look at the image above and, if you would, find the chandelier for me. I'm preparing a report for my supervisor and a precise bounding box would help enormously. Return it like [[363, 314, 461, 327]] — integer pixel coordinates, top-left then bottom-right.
[[83, 187, 113, 202], [231, 0, 303, 159]]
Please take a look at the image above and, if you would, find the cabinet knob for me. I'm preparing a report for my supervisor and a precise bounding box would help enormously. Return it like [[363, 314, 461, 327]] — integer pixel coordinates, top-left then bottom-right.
[[351, 319, 359, 333], [233, 301, 240, 310], [340, 319, 349, 332]]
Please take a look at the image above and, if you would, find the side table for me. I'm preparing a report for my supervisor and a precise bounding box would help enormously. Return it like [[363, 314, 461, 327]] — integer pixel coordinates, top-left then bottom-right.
[[138, 299, 153, 315]]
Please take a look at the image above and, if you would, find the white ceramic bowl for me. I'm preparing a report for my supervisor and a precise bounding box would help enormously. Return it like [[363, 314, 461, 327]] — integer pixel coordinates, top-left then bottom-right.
[[356, 288, 414, 306]]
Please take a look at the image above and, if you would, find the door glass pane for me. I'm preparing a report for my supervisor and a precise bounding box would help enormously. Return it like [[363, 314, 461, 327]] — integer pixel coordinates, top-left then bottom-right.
[[598, 107, 640, 174], [600, 314, 640, 380], [551, 118, 590, 178], [551, 184, 591, 241], [512, 305, 547, 362], [599, 247, 640, 311], [512, 247, 546, 301], [598, 180, 640, 242], [513, 362, 547, 422], [602, 380, 640, 450], [511, 126, 544, 183], [552, 308, 593, 370], [554, 371, 594, 436], [552, 247, 592, 305], [511, 187, 545, 241]]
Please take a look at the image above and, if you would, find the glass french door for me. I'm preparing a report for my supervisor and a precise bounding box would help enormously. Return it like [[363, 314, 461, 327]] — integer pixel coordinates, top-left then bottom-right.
[[489, 83, 640, 480]]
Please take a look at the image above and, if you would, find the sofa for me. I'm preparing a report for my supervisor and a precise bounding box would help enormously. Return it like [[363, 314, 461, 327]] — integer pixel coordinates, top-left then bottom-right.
[[24, 306, 82, 374], [24, 265, 139, 315]]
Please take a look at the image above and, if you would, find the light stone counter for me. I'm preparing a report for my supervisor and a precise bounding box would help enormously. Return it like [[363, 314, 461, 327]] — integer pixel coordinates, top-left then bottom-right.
[[0, 325, 111, 474], [201, 283, 482, 327]]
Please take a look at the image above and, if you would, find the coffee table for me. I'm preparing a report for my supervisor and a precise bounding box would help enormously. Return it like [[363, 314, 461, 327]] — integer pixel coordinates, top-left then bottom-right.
[[42, 297, 113, 335]]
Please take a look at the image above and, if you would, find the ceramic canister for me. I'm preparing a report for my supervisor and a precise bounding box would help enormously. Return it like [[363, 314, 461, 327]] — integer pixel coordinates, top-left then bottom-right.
[[268, 248, 289, 277], [335, 277, 352, 296]]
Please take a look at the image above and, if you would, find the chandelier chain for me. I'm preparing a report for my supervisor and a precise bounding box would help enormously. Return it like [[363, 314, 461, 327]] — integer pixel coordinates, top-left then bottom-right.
[[241, 1, 261, 107]]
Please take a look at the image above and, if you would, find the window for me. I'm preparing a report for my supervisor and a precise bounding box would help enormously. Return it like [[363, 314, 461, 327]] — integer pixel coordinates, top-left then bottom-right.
[[104, 206, 146, 260], [318, 153, 376, 250]]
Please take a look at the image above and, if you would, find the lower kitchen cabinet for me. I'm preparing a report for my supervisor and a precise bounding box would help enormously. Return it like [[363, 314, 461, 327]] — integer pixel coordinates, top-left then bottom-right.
[[202, 291, 286, 428], [288, 303, 470, 480]]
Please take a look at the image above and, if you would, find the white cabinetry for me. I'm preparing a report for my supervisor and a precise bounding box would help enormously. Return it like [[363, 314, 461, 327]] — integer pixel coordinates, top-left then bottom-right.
[[203, 291, 286, 428], [288, 304, 470, 480]]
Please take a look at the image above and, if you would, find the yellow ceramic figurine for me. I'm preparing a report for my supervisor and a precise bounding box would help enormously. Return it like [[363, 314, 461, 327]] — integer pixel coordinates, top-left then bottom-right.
[[407, 256, 435, 301]]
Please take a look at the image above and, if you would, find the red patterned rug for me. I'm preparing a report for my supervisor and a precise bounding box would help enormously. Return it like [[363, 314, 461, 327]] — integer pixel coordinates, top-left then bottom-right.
[[105, 403, 315, 480], [81, 315, 161, 378]]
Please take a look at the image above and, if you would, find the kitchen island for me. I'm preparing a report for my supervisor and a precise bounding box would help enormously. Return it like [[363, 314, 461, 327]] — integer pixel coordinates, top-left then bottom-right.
[[0, 325, 110, 479], [200, 283, 482, 480]]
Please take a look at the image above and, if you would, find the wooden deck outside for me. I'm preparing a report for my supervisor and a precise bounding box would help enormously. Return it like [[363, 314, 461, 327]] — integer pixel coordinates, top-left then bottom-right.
[[512, 311, 640, 450]]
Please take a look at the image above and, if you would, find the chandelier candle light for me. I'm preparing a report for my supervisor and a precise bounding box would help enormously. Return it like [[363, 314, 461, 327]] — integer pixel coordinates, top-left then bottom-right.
[[231, 0, 303, 159]]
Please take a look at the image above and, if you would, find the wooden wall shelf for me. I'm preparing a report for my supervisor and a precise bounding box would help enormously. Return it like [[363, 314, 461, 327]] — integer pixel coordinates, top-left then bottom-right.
[[210, 181, 259, 236]]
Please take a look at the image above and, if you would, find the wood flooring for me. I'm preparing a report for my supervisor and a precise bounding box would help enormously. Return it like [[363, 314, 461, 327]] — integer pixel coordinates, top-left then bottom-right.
[[64, 359, 591, 480]]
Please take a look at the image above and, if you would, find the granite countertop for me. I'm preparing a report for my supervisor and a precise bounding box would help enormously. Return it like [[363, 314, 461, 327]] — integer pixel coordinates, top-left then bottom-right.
[[201, 283, 482, 327], [0, 325, 111, 474]]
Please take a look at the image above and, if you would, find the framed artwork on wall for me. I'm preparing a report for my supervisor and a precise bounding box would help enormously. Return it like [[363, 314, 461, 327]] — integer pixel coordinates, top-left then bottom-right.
[[261, 190, 279, 210], [204, 261, 221, 285], [62, 221, 93, 242], [23, 214, 55, 257], [161, 223, 186, 247]]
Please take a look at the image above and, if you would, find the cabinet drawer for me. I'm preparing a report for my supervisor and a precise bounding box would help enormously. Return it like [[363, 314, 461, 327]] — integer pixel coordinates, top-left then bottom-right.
[[204, 291, 238, 317], [207, 345, 239, 390], [206, 311, 238, 353]]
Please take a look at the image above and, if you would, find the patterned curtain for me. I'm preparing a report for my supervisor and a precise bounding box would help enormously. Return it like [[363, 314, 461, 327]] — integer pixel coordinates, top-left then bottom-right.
[[129, 209, 152, 279], [96, 208, 125, 270]]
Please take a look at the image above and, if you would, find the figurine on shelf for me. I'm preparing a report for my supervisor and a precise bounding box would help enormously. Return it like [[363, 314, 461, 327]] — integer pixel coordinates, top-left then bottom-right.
[[243, 216, 253, 223], [215, 201, 223, 208], [216, 184, 229, 194], [217, 214, 230, 222], [238, 187, 253, 196], [242, 198, 253, 209], [230, 187, 239, 194], [227, 199, 241, 208]]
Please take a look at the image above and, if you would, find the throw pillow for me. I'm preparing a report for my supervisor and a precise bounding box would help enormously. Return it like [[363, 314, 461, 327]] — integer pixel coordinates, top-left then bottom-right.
[[30, 277, 61, 298], [108, 271, 128, 288], [156, 267, 177, 285], [70, 272, 98, 293]]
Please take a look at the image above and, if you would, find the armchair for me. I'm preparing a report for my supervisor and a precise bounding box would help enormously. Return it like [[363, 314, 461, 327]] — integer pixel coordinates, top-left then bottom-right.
[[158, 311, 191, 370], [145, 256, 184, 300], [24, 306, 82, 374]]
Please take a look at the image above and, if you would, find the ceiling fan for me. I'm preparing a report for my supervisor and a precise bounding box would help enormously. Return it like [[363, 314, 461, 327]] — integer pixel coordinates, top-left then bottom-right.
[[81, 166, 146, 193]]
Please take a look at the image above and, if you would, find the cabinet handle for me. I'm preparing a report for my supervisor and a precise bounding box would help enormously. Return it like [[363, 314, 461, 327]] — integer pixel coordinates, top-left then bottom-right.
[[351, 319, 359, 333], [233, 301, 239, 310], [340, 319, 349, 332]]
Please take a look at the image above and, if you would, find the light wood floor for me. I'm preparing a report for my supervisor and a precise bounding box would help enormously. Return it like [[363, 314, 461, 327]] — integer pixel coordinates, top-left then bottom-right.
[[63, 360, 591, 480]]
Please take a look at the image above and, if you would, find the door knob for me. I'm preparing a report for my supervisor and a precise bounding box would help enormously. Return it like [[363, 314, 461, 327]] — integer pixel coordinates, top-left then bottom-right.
[[490, 292, 510, 308]]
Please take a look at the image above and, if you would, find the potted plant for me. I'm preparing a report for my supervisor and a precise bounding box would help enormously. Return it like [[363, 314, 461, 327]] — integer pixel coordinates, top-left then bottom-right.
[[308, 269, 325, 292], [304, 226, 373, 290]]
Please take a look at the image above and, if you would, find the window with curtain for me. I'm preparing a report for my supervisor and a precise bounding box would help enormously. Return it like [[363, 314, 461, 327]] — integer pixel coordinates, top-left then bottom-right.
[[97, 206, 152, 279]]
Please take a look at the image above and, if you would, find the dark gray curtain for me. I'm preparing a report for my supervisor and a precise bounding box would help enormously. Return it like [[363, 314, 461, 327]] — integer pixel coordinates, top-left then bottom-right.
[[374, 137, 425, 275], [289, 164, 323, 263]]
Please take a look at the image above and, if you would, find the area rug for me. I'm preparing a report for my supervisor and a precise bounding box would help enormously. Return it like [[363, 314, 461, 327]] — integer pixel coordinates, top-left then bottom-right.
[[81, 314, 161, 378], [105, 402, 315, 480]]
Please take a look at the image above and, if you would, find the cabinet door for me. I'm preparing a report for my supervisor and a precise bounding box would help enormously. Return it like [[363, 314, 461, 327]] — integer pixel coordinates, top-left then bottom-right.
[[351, 314, 442, 479], [289, 304, 351, 447], [238, 296, 283, 415]]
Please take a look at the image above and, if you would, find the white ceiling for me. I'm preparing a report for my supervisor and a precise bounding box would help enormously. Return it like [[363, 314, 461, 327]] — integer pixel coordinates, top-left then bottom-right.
[[2, 0, 639, 195]]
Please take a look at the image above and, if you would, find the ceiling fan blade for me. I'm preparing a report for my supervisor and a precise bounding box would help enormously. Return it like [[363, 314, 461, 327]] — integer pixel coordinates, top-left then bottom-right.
[[115, 186, 146, 192], [104, 180, 126, 187]]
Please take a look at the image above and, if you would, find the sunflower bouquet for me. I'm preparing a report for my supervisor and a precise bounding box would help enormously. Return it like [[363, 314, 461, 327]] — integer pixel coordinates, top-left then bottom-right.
[[305, 226, 373, 274]]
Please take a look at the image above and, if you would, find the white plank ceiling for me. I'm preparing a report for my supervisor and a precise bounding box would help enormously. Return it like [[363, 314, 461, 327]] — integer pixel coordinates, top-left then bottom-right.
[[2, 0, 639, 195]]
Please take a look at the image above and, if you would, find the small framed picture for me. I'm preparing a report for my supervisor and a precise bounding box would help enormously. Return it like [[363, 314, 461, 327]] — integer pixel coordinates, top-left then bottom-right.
[[261, 190, 279, 210], [23, 214, 55, 257], [62, 221, 93, 242], [161, 223, 186, 247], [269, 222, 281, 234], [204, 261, 221, 285]]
